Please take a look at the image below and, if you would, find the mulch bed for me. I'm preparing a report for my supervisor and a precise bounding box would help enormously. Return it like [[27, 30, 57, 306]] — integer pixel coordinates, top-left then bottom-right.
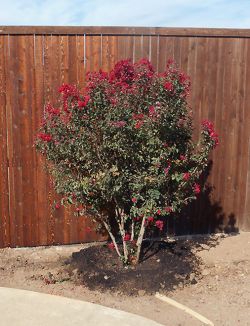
[[67, 240, 201, 295]]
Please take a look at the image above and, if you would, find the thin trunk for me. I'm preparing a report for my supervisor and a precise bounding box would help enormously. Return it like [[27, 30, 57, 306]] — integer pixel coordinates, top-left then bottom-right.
[[114, 203, 129, 263], [103, 220, 121, 257], [118, 216, 129, 262], [135, 215, 146, 264], [131, 220, 135, 241]]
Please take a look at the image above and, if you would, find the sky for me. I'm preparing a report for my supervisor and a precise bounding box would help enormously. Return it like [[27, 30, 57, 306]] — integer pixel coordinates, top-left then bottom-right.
[[0, 0, 250, 28]]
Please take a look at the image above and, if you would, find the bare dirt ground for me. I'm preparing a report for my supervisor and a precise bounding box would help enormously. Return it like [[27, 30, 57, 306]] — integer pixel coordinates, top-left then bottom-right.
[[0, 232, 249, 326]]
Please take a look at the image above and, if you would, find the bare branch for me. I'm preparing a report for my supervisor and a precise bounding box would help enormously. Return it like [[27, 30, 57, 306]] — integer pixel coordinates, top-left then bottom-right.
[[103, 220, 121, 257], [135, 215, 146, 264]]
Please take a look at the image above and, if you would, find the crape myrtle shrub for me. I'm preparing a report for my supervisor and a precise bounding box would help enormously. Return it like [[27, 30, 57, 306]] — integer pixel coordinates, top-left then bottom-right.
[[36, 58, 218, 265]]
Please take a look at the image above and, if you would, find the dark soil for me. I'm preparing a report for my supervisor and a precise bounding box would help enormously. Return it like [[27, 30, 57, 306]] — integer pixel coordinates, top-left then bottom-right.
[[68, 240, 201, 295]]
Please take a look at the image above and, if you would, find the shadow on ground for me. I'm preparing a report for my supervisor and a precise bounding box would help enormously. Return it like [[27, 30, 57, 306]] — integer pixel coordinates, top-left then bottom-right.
[[67, 235, 222, 296]]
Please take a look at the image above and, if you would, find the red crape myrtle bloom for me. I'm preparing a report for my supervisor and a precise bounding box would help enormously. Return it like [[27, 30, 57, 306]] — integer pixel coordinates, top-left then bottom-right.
[[132, 113, 144, 120], [124, 233, 131, 241], [183, 172, 191, 181], [37, 133, 53, 142], [108, 242, 115, 250], [78, 95, 90, 108], [193, 183, 201, 195], [179, 155, 186, 161], [202, 120, 219, 147], [45, 103, 60, 116], [135, 120, 144, 129], [165, 207, 173, 213], [155, 220, 164, 231], [164, 81, 174, 91]]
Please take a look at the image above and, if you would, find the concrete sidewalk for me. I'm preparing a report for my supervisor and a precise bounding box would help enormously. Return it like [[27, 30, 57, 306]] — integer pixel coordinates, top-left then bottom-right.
[[0, 287, 163, 326]]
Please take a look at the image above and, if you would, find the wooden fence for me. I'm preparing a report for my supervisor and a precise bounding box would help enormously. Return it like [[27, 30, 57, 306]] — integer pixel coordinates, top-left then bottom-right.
[[1, 26, 250, 248]]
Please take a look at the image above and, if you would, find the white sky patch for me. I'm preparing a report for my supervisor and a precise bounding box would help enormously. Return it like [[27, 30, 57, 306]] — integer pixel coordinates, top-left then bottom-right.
[[0, 0, 250, 28]]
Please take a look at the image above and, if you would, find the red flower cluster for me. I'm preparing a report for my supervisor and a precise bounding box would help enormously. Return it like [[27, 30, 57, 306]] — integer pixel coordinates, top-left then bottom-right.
[[132, 113, 144, 120], [45, 103, 60, 116], [86, 70, 109, 92], [123, 233, 131, 241], [137, 58, 154, 72], [165, 206, 173, 213], [155, 220, 164, 231], [55, 203, 60, 209], [202, 120, 219, 147], [109, 97, 117, 105], [179, 73, 189, 84], [164, 163, 171, 175], [134, 58, 154, 80], [164, 60, 191, 98], [108, 242, 115, 250], [147, 216, 154, 223], [133, 215, 142, 222], [178, 73, 191, 96], [148, 105, 156, 117], [164, 81, 174, 92], [58, 84, 79, 98], [85, 58, 152, 98], [193, 183, 201, 195], [37, 133, 53, 142], [111, 59, 135, 85], [135, 120, 144, 129], [132, 197, 137, 203], [58, 84, 79, 111], [183, 172, 191, 181], [78, 95, 90, 108], [166, 58, 175, 69]]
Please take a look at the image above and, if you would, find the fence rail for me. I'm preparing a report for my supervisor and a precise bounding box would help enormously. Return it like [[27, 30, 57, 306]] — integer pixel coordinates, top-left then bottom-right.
[[1, 26, 250, 37], [1, 26, 250, 248]]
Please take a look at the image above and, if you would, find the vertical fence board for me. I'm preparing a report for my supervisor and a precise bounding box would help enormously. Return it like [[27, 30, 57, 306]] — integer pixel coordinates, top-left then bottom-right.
[[34, 35, 48, 245], [242, 40, 250, 230], [0, 36, 10, 247], [19, 35, 35, 246], [76, 35, 85, 86], [8, 36, 24, 247], [133, 36, 143, 63], [44, 35, 56, 245], [29, 34, 39, 246], [235, 40, 248, 226]]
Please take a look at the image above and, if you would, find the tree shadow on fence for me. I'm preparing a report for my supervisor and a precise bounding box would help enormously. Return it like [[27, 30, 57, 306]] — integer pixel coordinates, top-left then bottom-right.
[[167, 161, 239, 236]]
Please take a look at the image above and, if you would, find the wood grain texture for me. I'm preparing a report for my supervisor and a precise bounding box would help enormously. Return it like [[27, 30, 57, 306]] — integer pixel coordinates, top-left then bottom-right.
[[0, 28, 250, 248]]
